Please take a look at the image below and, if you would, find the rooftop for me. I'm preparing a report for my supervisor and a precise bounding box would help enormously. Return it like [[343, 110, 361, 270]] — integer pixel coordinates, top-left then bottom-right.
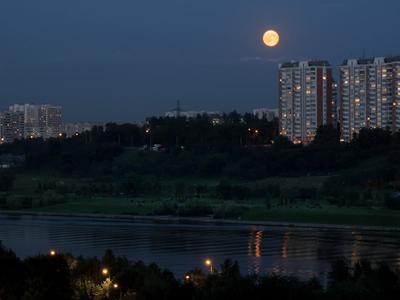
[[280, 60, 331, 68]]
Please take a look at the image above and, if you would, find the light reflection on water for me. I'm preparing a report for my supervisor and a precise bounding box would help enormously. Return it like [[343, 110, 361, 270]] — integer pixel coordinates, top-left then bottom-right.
[[1, 214, 400, 281]]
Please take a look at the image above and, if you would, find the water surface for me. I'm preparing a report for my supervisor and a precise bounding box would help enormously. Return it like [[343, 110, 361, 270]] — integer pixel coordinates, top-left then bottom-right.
[[1, 213, 399, 281]]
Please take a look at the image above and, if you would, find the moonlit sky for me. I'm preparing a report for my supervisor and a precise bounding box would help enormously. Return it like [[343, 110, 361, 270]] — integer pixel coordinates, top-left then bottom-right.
[[1, 0, 400, 122]]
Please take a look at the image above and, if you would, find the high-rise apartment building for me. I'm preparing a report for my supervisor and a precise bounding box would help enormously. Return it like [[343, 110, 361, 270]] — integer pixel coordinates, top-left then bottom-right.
[[340, 56, 400, 141], [0, 112, 4, 143], [0, 104, 62, 143], [9, 104, 40, 138], [279, 60, 337, 144], [38, 105, 62, 139], [1, 111, 25, 143], [253, 108, 278, 121]]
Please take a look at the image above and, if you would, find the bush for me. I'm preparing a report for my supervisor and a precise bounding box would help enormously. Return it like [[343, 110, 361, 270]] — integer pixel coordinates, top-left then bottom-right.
[[385, 193, 400, 210], [6, 195, 33, 210], [177, 200, 213, 217], [34, 190, 66, 207], [215, 180, 251, 200], [153, 201, 177, 215], [0, 170, 15, 191], [213, 205, 244, 219]]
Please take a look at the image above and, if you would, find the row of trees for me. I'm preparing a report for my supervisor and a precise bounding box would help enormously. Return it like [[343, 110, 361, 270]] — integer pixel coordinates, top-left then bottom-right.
[[2, 116, 400, 203], [1, 244, 399, 300]]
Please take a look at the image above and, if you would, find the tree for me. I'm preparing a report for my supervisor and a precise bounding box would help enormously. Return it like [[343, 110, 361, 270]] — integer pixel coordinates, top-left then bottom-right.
[[0, 244, 24, 300], [0, 170, 15, 191], [22, 255, 73, 300]]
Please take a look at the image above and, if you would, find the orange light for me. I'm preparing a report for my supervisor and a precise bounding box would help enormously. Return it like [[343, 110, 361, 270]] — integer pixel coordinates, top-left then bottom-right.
[[205, 259, 212, 266], [102, 268, 109, 275], [49, 250, 56, 256], [113, 283, 119, 288]]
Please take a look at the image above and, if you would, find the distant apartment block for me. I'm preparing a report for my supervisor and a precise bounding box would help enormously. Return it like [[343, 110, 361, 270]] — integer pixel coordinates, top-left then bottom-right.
[[38, 104, 62, 139], [9, 104, 40, 138], [278, 60, 337, 144], [62, 122, 104, 137], [0, 104, 62, 143], [253, 108, 278, 121], [164, 108, 223, 125], [340, 56, 400, 142], [1, 110, 25, 143]]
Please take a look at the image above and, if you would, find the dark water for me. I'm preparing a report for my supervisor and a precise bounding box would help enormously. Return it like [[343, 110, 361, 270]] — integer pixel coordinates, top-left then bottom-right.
[[1, 213, 400, 281]]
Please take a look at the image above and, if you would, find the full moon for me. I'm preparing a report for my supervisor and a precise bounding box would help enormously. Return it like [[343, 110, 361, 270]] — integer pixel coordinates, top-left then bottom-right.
[[263, 30, 280, 47]]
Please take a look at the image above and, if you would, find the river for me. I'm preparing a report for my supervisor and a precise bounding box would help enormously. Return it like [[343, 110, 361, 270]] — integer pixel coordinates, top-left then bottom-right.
[[1, 213, 399, 282]]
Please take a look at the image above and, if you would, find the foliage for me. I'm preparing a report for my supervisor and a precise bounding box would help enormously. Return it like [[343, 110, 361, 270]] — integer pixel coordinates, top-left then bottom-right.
[[1, 245, 399, 300], [0, 170, 15, 191]]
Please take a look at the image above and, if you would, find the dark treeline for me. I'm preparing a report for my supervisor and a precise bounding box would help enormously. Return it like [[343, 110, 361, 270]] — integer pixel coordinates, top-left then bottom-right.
[[1, 244, 399, 300], [1, 113, 400, 179], [2, 113, 400, 209]]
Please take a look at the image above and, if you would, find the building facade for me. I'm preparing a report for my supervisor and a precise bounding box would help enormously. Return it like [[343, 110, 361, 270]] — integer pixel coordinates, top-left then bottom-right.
[[61, 122, 104, 137], [253, 108, 278, 121], [9, 104, 40, 138], [0, 104, 62, 142], [340, 56, 400, 142], [1, 111, 25, 143], [38, 105, 62, 139], [279, 60, 337, 144]]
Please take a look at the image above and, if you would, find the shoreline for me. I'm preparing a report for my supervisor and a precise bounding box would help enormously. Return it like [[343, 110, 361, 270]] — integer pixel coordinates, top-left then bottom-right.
[[1, 209, 400, 232]]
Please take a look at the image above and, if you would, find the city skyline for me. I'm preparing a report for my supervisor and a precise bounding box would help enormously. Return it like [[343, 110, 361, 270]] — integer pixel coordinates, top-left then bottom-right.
[[1, 0, 400, 122]]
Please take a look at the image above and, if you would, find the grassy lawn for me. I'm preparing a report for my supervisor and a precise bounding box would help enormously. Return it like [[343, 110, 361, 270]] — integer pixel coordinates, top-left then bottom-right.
[[5, 172, 400, 227], [242, 206, 400, 227], [29, 197, 158, 215]]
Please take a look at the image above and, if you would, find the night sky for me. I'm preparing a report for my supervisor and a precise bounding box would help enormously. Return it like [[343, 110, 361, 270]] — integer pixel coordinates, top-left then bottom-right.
[[1, 0, 400, 122]]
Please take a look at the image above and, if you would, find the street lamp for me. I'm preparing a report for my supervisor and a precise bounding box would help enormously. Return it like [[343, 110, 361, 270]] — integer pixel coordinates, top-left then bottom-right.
[[102, 268, 111, 280], [49, 249, 56, 256], [145, 128, 152, 150], [205, 258, 214, 273]]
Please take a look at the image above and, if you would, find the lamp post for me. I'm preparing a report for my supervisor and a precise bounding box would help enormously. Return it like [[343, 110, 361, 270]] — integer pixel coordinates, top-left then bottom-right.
[[205, 258, 214, 273], [102, 268, 111, 280], [145, 128, 152, 150]]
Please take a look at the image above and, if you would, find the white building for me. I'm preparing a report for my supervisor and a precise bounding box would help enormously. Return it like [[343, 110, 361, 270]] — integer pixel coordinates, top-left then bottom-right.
[[340, 56, 400, 142], [1, 104, 62, 142], [278, 60, 337, 144], [253, 108, 278, 121], [9, 104, 40, 138], [164, 110, 222, 125], [1, 111, 25, 143], [62, 122, 104, 137], [38, 104, 62, 139]]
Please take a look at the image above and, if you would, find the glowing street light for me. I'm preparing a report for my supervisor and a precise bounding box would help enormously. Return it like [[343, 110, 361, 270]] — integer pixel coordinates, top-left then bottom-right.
[[145, 128, 152, 150], [102, 268, 109, 276], [113, 283, 119, 289], [205, 258, 214, 273], [49, 249, 56, 256]]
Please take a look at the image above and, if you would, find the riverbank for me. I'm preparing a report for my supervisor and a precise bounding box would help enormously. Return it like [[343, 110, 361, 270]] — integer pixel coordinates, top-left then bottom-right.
[[2, 209, 400, 231], [4, 171, 400, 229]]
